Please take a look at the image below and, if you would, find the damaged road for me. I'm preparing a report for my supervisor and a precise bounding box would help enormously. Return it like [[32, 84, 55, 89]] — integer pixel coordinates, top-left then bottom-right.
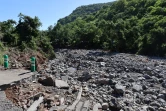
[[2, 49, 166, 111]]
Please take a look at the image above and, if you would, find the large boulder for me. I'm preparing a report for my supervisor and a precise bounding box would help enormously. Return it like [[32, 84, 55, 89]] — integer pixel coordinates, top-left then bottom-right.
[[38, 76, 55, 86]]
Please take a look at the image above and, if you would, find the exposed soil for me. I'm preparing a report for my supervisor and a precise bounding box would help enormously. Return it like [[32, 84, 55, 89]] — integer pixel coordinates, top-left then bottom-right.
[[1, 48, 47, 71]]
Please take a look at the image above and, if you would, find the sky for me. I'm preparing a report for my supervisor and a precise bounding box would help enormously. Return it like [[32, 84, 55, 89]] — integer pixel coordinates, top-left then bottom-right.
[[0, 0, 115, 30]]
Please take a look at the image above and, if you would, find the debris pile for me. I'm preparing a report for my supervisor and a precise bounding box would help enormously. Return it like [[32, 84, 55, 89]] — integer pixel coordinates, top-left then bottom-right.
[[5, 49, 166, 111]]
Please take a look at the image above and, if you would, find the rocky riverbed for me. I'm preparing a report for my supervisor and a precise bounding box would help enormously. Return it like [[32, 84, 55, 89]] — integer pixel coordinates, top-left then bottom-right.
[[5, 49, 166, 111]]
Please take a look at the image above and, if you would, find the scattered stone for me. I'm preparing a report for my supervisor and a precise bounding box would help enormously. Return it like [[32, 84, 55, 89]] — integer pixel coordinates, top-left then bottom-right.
[[109, 73, 115, 79], [132, 84, 142, 92], [55, 80, 69, 89], [128, 78, 135, 82], [93, 103, 102, 111], [157, 94, 166, 100], [4, 50, 166, 111], [159, 107, 166, 111], [96, 78, 110, 85], [102, 103, 109, 110], [68, 67, 77, 73], [78, 72, 92, 82], [100, 62, 106, 67], [150, 101, 161, 108], [114, 84, 125, 94]]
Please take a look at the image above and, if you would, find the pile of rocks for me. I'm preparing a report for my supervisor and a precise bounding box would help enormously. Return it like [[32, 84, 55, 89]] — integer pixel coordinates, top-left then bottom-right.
[[42, 49, 166, 111], [5, 49, 166, 111]]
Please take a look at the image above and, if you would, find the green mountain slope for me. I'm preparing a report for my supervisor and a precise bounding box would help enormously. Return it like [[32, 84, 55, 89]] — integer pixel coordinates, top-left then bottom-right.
[[58, 2, 114, 25], [49, 0, 166, 56]]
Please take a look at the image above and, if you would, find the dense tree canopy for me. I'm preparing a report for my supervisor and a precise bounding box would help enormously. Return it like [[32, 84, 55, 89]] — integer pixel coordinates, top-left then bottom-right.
[[58, 2, 113, 25], [48, 0, 166, 57]]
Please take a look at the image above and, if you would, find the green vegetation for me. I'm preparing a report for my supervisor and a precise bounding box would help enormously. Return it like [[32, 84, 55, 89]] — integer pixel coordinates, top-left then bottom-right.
[[48, 0, 166, 57], [1, 0, 166, 58], [0, 13, 55, 59], [58, 2, 113, 25]]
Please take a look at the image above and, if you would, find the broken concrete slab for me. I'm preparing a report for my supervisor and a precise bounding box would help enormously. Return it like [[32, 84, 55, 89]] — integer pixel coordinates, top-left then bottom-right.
[[55, 79, 69, 89], [27, 96, 44, 111], [0, 69, 34, 87]]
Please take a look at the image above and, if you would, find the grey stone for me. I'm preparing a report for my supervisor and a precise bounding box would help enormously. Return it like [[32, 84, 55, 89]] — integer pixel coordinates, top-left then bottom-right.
[[144, 74, 152, 79], [139, 105, 148, 111], [155, 69, 161, 72], [150, 101, 161, 108], [128, 78, 135, 82], [100, 62, 106, 67], [68, 67, 76, 73], [143, 97, 152, 104], [61, 76, 69, 82], [147, 106, 155, 111], [114, 84, 125, 94], [102, 103, 109, 110], [78, 72, 92, 82], [147, 67, 152, 71], [109, 97, 121, 109], [142, 84, 148, 90], [91, 84, 97, 88], [93, 103, 102, 111], [132, 84, 142, 92], [157, 94, 166, 100], [55, 80, 69, 89], [96, 78, 110, 85], [162, 80, 166, 88], [138, 77, 145, 81], [159, 107, 166, 111], [109, 73, 115, 79], [96, 58, 104, 62]]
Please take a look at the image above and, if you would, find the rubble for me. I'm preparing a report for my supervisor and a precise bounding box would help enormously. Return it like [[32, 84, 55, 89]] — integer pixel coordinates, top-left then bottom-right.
[[3, 49, 166, 111], [55, 80, 69, 89]]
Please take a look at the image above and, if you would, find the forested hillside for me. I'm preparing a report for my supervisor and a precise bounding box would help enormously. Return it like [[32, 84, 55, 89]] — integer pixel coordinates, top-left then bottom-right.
[[58, 2, 114, 25], [48, 0, 166, 56]]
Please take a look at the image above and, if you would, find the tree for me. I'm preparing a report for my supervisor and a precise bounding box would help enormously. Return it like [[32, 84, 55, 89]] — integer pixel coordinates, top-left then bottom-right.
[[16, 13, 42, 44], [0, 19, 17, 46]]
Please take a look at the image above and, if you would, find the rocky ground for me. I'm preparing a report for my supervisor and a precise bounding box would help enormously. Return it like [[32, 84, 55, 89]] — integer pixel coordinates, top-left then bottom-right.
[[4, 49, 166, 111]]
